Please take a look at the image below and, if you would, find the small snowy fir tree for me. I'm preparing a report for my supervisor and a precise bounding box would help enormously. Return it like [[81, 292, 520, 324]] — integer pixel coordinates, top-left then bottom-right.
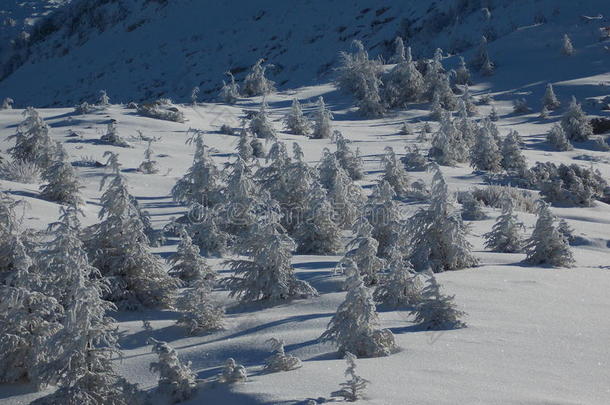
[[501, 130, 527, 174], [455, 56, 471, 85], [221, 157, 260, 236], [138, 140, 159, 174], [412, 273, 467, 330], [294, 183, 342, 254], [460, 85, 478, 116], [483, 197, 524, 253], [149, 339, 197, 403], [8, 107, 56, 169], [539, 105, 550, 119], [389, 36, 406, 64], [86, 152, 178, 309], [283, 98, 310, 135], [242, 58, 275, 97], [430, 111, 469, 165], [562, 34, 574, 56], [1, 97, 14, 109], [225, 201, 317, 302], [190, 86, 200, 106], [456, 99, 477, 147], [334, 131, 364, 180], [471, 36, 492, 71], [320, 261, 396, 357], [560, 96, 593, 142], [524, 202, 575, 267], [373, 247, 422, 308], [407, 166, 478, 272], [40, 143, 83, 206], [327, 162, 366, 229], [250, 99, 277, 141], [365, 182, 403, 259], [188, 203, 231, 257], [380, 146, 410, 198], [461, 192, 486, 220], [98, 90, 110, 107], [489, 104, 499, 121], [558, 219, 576, 245], [399, 121, 412, 135], [236, 123, 255, 161], [332, 352, 369, 402], [311, 96, 333, 139], [168, 230, 215, 284], [512, 98, 532, 114], [471, 124, 502, 172], [263, 338, 301, 372], [100, 120, 129, 147], [172, 132, 222, 207], [343, 219, 385, 286], [219, 358, 247, 383], [546, 124, 573, 151], [219, 71, 240, 103], [383, 46, 424, 107], [542, 83, 561, 110]]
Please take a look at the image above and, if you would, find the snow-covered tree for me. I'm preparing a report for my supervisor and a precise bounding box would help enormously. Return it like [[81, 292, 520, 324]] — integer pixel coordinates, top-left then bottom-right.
[[320, 261, 396, 357], [1, 97, 14, 109], [86, 152, 178, 309], [40, 143, 83, 206], [373, 247, 422, 308], [169, 230, 215, 284], [561, 96, 593, 142], [389, 37, 406, 64], [429, 111, 469, 166], [250, 99, 277, 141], [460, 85, 478, 116], [512, 98, 532, 115], [172, 132, 222, 207], [190, 86, 200, 106], [471, 124, 502, 172], [175, 276, 223, 335], [542, 83, 561, 110], [411, 273, 467, 330], [236, 124, 254, 162], [219, 71, 240, 104], [242, 59, 275, 97], [471, 36, 494, 74], [225, 200, 317, 302], [483, 197, 524, 253], [98, 90, 110, 107], [383, 46, 424, 107], [327, 161, 366, 229], [343, 219, 386, 286], [524, 202, 574, 267], [460, 192, 486, 220], [332, 352, 369, 402], [501, 130, 527, 174], [406, 166, 478, 272], [546, 124, 573, 151], [149, 339, 197, 403], [334, 131, 364, 181], [455, 56, 471, 85], [380, 146, 410, 198], [138, 140, 159, 174], [365, 182, 403, 259], [100, 120, 129, 147], [562, 34, 574, 56], [489, 104, 499, 121], [283, 98, 310, 135], [263, 338, 301, 372], [219, 358, 247, 383], [8, 107, 55, 169], [221, 156, 260, 237], [455, 100, 477, 147], [311, 96, 333, 139], [188, 203, 232, 257]]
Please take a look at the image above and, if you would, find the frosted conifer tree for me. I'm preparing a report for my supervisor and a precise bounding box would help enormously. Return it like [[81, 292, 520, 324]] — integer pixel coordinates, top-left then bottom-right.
[[242, 59, 275, 97], [455, 100, 477, 147], [483, 198, 524, 253], [149, 339, 197, 403], [221, 157, 260, 237], [328, 164, 365, 229], [412, 273, 467, 330], [429, 111, 468, 165], [219, 358, 247, 383], [172, 133, 222, 207], [168, 230, 215, 284], [343, 219, 385, 286], [225, 201, 317, 302], [188, 204, 231, 257], [539, 105, 550, 119], [460, 85, 478, 116], [320, 261, 396, 357], [373, 247, 422, 308], [8, 107, 55, 169], [380, 146, 410, 198], [332, 352, 369, 402], [219, 71, 240, 103], [250, 99, 277, 141], [524, 202, 574, 267], [429, 91, 444, 121], [407, 166, 478, 272], [334, 131, 364, 180], [561, 96, 593, 141], [1, 97, 14, 109], [365, 182, 403, 259], [542, 83, 561, 110], [176, 275, 224, 335], [546, 124, 573, 151], [86, 152, 178, 309], [98, 90, 110, 107], [455, 56, 471, 85], [472, 36, 494, 74], [138, 140, 159, 174], [383, 46, 424, 107], [236, 124, 254, 162], [562, 34, 574, 56], [311, 96, 333, 139], [283, 98, 310, 135], [40, 143, 83, 206], [489, 104, 499, 121], [100, 120, 129, 147], [471, 124, 502, 172], [501, 130, 527, 174], [264, 338, 301, 372], [461, 192, 486, 221], [390, 37, 406, 64], [294, 183, 342, 254]]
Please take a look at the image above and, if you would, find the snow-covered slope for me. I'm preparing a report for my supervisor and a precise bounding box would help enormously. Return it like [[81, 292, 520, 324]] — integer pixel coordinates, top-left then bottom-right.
[[0, 0, 608, 107]]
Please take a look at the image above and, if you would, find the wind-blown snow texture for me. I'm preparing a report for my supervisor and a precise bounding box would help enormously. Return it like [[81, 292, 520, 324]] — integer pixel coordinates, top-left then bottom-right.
[[1, 0, 610, 404]]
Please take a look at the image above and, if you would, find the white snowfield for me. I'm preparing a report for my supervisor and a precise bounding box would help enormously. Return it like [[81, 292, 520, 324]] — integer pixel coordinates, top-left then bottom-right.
[[1, 4, 610, 405]]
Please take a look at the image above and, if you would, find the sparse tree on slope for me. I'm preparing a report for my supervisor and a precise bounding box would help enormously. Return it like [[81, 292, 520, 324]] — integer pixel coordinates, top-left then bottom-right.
[[430, 111, 469, 166], [320, 260, 396, 357], [461, 192, 486, 221], [40, 143, 83, 206], [100, 121, 129, 147], [380, 146, 410, 198], [412, 273, 467, 330], [524, 202, 574, 267], [562, 34, 574, 56], [98, 90, 110, 107], [471, 124, 502, 172], [561, 96, 593, 142], [264, 337, 301, 372], [138, 140, 159, 174], [168, 230, 215, 284], [1, 97, 14, 109], [455, 56, 471, 85], [219, 358, 247, 383], [542, 83, 561, 110], [283, 98, 310, 135], [311, 96, 333, 139], [176, 276, 224, 335], [188, 203, 231, 257], [219, 71, 240, 104], [484, 197, 524, 253], [383, 46, 424, 107], [250, 99, 277, 141], [373, 247, 422, 308], [547, 124, 573, 151], [343, 219, 385, 286], [242, 59, 275, 97], [471, 36, 494, 74], [8, 107, 55, 169], [365, 182, 403, 259], [221, 156, 260, 237], [332, 352, 369, 402], [389, 37, 406, 64], [236, 124, 254, 162], [334, 131, 364, 181], [501, 130, 527, 174], [149, 339, 197, 403]]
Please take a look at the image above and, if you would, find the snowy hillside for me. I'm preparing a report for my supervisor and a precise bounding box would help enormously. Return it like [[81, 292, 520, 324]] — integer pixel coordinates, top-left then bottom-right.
[[1, 1, 610, 405], [0, 0, 608, 106]]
